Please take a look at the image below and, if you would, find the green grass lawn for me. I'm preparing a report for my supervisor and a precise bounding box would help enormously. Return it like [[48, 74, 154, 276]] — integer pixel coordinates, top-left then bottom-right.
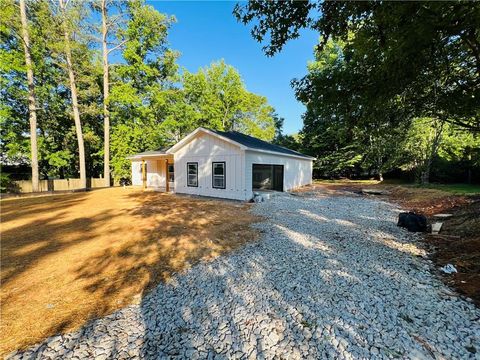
[[313, 179, 480, 195], [412, 183, 480, 195]]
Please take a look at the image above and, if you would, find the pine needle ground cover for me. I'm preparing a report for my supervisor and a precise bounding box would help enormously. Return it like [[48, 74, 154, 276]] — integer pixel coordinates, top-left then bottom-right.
[[1, 187, 258, 357]]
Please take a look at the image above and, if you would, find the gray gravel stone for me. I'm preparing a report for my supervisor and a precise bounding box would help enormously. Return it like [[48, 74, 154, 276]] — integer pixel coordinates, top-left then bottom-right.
[[6, 192, 480, 359]]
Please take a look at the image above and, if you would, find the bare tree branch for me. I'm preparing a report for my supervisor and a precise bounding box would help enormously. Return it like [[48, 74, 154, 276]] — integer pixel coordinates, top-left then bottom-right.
[[107, 39, 127, 54]]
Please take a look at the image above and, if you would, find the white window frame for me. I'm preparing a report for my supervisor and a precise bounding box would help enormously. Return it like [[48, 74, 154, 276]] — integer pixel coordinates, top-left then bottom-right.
[[187, 162, 198, 187], [212, 162, 226, 189]]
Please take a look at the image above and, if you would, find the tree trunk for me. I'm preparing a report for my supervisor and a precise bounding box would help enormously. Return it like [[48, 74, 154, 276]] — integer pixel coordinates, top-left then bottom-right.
[[377, 151, 383, 182], [420, 166, 430, 184], [101, 0, 110, 187], [420, 118, 444, 185], [467, 152, 472, 184], [19, 0, 39, 192], [59, 0, 86, 189]]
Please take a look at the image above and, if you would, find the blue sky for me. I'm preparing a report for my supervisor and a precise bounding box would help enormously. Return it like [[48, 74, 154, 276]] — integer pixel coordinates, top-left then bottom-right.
[[147, 1, 319, 135]]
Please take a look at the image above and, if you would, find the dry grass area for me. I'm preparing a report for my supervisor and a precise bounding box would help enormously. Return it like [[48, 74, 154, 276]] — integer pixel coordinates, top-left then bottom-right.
[[0, 187, 258, 357]]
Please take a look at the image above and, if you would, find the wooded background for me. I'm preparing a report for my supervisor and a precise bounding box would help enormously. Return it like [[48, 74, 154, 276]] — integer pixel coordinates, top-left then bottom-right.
[[236, 1, 480, 184], [1, 1, 479, 192], [1, 0, 282, 191]]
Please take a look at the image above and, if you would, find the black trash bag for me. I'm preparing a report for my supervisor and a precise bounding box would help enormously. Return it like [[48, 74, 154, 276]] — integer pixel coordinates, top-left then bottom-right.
[[397, 212, 427, 232]]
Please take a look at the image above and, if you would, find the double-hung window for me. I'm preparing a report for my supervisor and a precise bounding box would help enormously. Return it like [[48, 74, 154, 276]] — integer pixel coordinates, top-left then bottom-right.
[[187, 162, 198, 187], [212, 162, 226, 189]]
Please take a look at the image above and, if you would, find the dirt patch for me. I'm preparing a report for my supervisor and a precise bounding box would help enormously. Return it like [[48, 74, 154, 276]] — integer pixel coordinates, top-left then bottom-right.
[[291, 182, 363, 197], [0, 187, 259, 357], [425, 201, 480, 305], [367, 185, 479, 305]]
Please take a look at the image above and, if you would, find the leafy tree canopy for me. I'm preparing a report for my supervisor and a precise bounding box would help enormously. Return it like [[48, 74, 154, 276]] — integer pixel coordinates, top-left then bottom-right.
[[2, 0, 280, 183], [235, 1, 480, 131]]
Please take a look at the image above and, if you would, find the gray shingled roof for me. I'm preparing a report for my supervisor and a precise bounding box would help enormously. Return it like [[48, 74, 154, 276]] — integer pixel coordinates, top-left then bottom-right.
[[128, 148, 168, 158], [128, 129, 313, 160], [209, 129, 313, 159]]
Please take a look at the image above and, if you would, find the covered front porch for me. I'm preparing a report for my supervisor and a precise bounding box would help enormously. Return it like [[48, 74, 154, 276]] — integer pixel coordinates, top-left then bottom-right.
[[128, 150, 174, 192]]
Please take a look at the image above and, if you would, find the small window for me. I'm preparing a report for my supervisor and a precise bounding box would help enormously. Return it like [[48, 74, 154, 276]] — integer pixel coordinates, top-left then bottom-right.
[[187, 162, 198, 187], [168, 164, 174, 182], [212, 162, 226, 189]]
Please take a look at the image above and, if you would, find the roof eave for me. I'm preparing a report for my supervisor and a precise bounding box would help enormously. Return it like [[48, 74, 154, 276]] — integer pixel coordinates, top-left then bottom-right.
[[165, 127, 315, 160], [245, 148, 315, 160]]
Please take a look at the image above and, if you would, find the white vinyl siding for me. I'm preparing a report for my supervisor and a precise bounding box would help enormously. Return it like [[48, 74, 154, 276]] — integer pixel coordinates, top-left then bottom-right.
[[245, 151, 312, 199], [168, 129, 312, 201], [173, 132, 247, 200], [131, 161, 142, 186]]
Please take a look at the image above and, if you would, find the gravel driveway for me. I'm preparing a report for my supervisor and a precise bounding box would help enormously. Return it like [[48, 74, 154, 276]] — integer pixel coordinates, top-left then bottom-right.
[[8, 192, 480, 359]]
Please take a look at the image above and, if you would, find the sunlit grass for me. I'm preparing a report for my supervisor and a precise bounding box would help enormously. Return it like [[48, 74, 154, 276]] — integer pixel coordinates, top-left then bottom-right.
[[412, 183, 480, 195]]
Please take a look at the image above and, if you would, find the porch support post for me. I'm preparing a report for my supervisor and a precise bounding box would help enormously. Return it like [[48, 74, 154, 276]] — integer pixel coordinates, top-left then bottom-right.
[[165, 158, 169, 192], [142, 159, 146, 190]]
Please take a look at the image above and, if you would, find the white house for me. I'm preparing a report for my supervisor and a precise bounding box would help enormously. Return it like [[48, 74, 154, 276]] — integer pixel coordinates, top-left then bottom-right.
[[128, 127, 314, 201]]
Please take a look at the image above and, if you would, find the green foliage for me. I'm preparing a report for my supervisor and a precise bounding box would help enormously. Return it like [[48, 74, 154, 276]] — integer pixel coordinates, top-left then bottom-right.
[[2, 0, 281, 184], [236, 3, 480, 182], [110, 123, 166, 180], [108, 0, 178, 180], [236, 2, 480, 132], [0, 171, 12, 192], [111, 60, 278, 180], [162, 61, 276, 141], [274, 133, 302, 153], [399, 119, 480, 183], [1, 0, 29, 163], [398, 118, 443, 177], [291, 38, 408, 178]]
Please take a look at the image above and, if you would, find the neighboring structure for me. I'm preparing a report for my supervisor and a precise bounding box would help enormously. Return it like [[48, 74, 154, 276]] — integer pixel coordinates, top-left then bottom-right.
[[128, 127, 314, 201]]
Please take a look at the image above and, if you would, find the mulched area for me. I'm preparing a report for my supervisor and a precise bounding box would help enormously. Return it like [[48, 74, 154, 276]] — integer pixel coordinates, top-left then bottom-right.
[[425, 200, 480, 305]]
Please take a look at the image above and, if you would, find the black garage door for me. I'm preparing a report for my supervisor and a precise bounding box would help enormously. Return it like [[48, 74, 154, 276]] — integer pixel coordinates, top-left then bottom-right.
[[252, 164, 284, 191]]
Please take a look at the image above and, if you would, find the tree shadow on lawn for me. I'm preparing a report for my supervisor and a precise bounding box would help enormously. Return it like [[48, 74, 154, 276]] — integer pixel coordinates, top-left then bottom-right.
[[1, 189, 259, 357], [1, 193, 86, 222], [0, 205, 123, 356], [72, 190, 259, 307], [1, 193, 91, 285]]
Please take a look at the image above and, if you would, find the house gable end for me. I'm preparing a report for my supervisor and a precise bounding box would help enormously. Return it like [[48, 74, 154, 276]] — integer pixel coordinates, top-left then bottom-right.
[[167, 128, 246, 154]]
